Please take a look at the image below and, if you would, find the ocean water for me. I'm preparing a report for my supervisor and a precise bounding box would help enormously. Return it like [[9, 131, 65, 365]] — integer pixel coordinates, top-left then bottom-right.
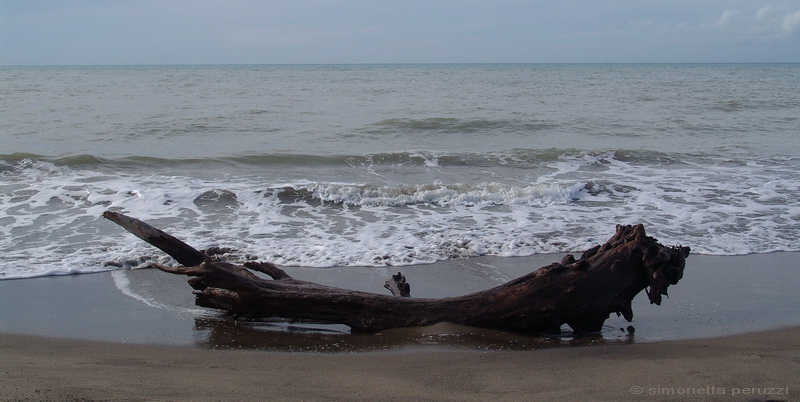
[[2, 63, 799, 280]]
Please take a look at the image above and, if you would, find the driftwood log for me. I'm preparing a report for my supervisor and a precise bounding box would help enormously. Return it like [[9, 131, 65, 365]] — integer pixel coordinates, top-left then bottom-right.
[[103, 211, 689, 335]]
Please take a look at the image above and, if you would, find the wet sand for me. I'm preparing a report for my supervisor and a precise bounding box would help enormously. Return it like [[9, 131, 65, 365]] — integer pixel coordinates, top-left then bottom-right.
[[1, 253, 799, 399]]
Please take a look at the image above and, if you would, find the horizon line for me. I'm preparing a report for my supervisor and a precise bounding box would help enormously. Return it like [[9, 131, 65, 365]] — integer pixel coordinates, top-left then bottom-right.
[[2, 61, 799, 67]]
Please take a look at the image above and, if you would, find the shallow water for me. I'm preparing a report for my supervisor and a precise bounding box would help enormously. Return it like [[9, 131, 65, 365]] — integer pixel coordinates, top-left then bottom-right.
[[1, 253, 798, 351]]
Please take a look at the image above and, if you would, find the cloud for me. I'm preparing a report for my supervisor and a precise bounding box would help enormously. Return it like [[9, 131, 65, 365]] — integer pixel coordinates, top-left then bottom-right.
[[714, 9, 740, 27], [783, 11, 800, 35], [708, 6, 800, 38], [224, 27, 338, 47], [753, 6, 800, 36], [756, 6, 776, 21]]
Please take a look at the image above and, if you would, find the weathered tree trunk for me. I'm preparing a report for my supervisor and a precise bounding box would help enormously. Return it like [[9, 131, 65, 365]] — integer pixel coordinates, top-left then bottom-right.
[[103, 211, 689, 335]]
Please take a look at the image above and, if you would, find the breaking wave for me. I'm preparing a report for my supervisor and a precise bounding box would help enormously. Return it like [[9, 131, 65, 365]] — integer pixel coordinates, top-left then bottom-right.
[[1, 149, 799, 279]]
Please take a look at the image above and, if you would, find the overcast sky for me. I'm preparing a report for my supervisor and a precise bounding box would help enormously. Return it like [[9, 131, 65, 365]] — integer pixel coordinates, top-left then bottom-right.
[[2, 1, 799, 65]]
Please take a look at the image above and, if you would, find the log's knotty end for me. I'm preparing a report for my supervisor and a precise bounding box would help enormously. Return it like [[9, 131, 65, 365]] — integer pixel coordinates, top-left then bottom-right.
[[384, 272, 411, 297], [645, 244, 690, 305], [623, 223, 646, 242]]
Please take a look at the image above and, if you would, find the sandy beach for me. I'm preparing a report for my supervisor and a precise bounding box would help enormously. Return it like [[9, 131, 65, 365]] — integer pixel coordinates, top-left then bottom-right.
[[2, 253, 799, 400], [2, 328, 798, 401]]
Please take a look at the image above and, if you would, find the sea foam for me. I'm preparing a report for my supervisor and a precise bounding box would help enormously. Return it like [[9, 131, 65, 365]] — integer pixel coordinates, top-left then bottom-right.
[[2, 150, 799, 280]]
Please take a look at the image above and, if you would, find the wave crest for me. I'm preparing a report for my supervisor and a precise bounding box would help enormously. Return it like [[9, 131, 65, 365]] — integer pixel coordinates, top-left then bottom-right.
[[279, 182, 586, 207], [361, 117, 559, 134]]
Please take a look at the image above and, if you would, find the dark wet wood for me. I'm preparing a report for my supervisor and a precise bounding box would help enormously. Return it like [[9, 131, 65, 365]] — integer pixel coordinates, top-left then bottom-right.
[[104, 211, 689, 335], [102, 211, 208, 267]]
